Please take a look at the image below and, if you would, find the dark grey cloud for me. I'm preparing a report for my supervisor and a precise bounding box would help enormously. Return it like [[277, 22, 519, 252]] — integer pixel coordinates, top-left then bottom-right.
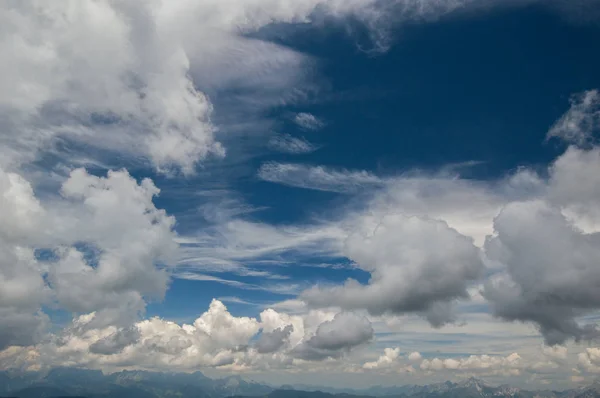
[[89, 326, 141, 355], [292, 312, 373, 361], [256, 325, 294, 354]]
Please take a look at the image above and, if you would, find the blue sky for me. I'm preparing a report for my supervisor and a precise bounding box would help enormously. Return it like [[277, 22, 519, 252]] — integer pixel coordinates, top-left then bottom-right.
[[150, 1, 600, 319], [2, 0, 600, 390]]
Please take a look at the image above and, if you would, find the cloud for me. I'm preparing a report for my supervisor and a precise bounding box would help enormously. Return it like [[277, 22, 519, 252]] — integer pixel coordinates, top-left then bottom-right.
[[258, 162, 385, 193], [4, 0, 507, 174], [0, 165, 178, 347], [292, 312, 373, 361], [363, 347, 400, 369], [256, 325, 294, 354], [578, 348, 600, 373], [0, 1, 223, 174], [542, 345, 568, 361], [294, 113, 325, 131], [548, 146, 600, 231], [302, 214, 484, 326], [420, 353, 521, 375], [89, 326, 141, 355], [48, 168, 177, 327], [547, 90, 599, 147], [483, 200, 600, 345], [268, 134, 319, 154], [172, 272, 301, 295]]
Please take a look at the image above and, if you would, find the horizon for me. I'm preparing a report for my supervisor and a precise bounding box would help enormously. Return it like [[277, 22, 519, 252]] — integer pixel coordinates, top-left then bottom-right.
[[2, 0, 600, 393]]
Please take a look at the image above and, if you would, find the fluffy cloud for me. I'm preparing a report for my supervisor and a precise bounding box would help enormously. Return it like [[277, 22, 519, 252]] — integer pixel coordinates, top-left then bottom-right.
[[3, 0, 493, 173], [548, 146, 600, 230], [302, 214, 483, 326], [292, 312, 373, 361], [256, 325, 294, 354], [48, 168, 177, 327], [483, 200, 600, 345], [420, 353, 521, 375], [0, 302, 370, 372], [89, 326, 141, 356], [0, 1, 222, 173], [0, 168, 49, 349], [578, 348, 600, 373], [0, 166, 178, 347], [29, 300, 259, 371], [363, 347, 400, 369], [542, 345, 568, 361]]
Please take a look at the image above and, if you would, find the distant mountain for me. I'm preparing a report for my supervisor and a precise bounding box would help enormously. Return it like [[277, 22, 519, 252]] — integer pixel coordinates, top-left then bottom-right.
[[274, 378, 600, 398], [1, 367, 274, 398], [2, 370, 600, 398]]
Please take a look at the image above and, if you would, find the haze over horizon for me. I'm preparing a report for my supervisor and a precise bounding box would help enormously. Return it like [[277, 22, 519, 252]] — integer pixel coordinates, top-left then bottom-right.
[[2, 0, 600, 391]]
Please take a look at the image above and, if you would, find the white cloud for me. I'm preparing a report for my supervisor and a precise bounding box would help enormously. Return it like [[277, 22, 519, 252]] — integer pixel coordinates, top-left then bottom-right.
[[258, 162, 385, 193], [268, 134, 319, 154], [302, 214, 484, 326], [0, 166, 178, 347], [548, 146, 600, 231], [578, 348, 600, 373], [0, 1, 222, 174], [420, 353, 521, 375], [363, 347, 400, 369], [3, 0, 499, 174], [547, 90, 599, 147], [542, 345, 568, 361], [294, 113, 325, 131]]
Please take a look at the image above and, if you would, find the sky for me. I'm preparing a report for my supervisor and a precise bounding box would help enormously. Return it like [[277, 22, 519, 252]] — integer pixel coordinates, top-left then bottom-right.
[[2, 0, 600, 391]]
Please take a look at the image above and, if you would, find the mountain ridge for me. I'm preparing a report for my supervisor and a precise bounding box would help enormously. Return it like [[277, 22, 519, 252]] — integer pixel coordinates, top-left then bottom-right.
[[1, 369, 599, 398]]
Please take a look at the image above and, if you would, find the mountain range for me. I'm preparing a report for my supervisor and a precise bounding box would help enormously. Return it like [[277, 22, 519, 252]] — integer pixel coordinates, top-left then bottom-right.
[[1, 369, 600, 398]]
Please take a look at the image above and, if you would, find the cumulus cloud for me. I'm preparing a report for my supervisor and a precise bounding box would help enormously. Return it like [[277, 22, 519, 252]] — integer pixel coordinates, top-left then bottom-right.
[[548, 146, 600, 230], [89, 326, 141, 355], [420, 353, 521, 375], [363, 347, 400, 369], [0, 166, 178, 347], [0, 1, 223, 174], [294, 113, 325, 131], [483, 200, 600, 345], [3, 0, 502, 173], [302, 214, 483, 326], [542, 345, 568, 361], [0, 168, 49, 348], [578, 348, 600, 373], [30, 300, 260, 371], [255, 325, 294, 354], [547, 90, 599, 147], [292, 312, 373, 361], [48, 168, 177, 327]]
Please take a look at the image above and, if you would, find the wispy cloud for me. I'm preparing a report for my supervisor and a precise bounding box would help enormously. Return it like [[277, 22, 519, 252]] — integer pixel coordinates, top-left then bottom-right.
[[172, 272, 303, 296], [258, 162, 386, 193], [294, 113, 325, 131], [268, 134, 320, 154], [547, 90, 600, 147]]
